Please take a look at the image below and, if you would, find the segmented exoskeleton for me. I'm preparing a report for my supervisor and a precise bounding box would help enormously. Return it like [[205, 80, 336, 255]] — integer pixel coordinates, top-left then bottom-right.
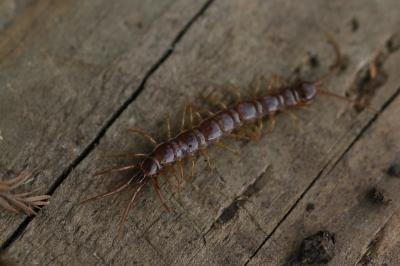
[[82, 35, 342, 231]]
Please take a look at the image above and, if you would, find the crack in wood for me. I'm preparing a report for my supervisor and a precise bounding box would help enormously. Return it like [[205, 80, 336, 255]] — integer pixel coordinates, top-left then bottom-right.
[[244, 86, 400, 265], [356, 216, 390, 266], [202, 165, 271, 239], [0, 0, 215, 252], [346, 32, 400, 112]]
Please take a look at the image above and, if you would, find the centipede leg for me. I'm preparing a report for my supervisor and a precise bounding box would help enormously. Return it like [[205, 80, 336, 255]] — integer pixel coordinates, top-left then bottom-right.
[[254, 119, 264, 141], [105, 152, 147, 160], [150, 176, 170, 212], [283, 109, 299, 126], [268, 74, 287, 92], [93, 164, 137, 177], [177, 160, 185, 182], [188, 156, 195, 180], [170, 165, 182, 193], [226, 132, 250, 141], [227, 83, 242, 104], [162, 166, 176, 190], [194, 111, 203, 123], [254, 75, 262, 96], [80, 177, 134, 204], [188, 104, 194, 127], [202, 91, 228, 110], [181, 104, 188, 131], [215, 141, 240, 155], [127, 128, 158, 146], [166, 114, 172, 139], [200, 149, 213, 169], [267, 113, 276, 133], [118, 182, 146, 237]]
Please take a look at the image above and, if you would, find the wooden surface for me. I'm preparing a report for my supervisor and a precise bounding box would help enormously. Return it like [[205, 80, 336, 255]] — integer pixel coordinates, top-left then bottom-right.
[[1, 0, 400, 265]]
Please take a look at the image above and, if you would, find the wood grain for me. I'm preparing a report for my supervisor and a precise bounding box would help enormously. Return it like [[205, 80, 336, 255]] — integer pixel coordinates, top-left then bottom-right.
[[0, 0, 209, 244], [1, 0, 400, 265]]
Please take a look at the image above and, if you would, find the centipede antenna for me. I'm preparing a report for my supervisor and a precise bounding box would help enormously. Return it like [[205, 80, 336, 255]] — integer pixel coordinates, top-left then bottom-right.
[[80, 177, 134, 204], [318, 88, 378, 113], [150, 176, 170, 212], [93, 164, 137, 177], [315, 32, 342, 86]]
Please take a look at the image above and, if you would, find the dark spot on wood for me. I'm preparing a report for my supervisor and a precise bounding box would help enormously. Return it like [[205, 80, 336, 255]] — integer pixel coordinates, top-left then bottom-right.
[[350, 18, 359, 32], [386, 32, 400, 53], [367, 187, 390, 204], [242, 173, 268, 198], [217, 201, 240, 225], [136, 21, 143, 29], [306, 203, 315, 212], [347, 55, 387, 112], [298, 231, 336, 264], [357, 223, 386, 266], [339, 54, 350, 72], [0, 252, 16, 266], [387, 162, 400, 177], [307, 52, 319, 69], [214, 172, 268, 225]]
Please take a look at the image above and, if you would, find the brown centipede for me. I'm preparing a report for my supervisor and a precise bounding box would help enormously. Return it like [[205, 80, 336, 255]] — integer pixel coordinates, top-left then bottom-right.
[[82, 35, 347, 232]]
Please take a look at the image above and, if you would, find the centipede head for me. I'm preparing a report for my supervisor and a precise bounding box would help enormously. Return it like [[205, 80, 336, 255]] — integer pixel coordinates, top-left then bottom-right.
[[297, 82, 318, 104], [139, 157, 159, 177]]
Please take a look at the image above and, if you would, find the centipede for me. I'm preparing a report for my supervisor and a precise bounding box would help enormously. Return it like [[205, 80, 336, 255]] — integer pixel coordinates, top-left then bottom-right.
[[82, 35, 346, 232]]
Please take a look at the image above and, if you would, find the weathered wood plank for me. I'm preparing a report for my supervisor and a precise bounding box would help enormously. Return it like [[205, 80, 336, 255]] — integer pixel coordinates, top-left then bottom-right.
[[0, 0, 209, 244], [0, 0, 35, 33], [363, 210, 400, 265], [4, 0, 400, 265], [247, 93, 400, 265]]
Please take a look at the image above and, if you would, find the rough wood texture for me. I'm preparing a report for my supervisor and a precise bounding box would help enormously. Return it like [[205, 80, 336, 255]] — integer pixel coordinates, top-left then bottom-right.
[[1, 0, 400, 265], [0, 0, 208, 243]]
